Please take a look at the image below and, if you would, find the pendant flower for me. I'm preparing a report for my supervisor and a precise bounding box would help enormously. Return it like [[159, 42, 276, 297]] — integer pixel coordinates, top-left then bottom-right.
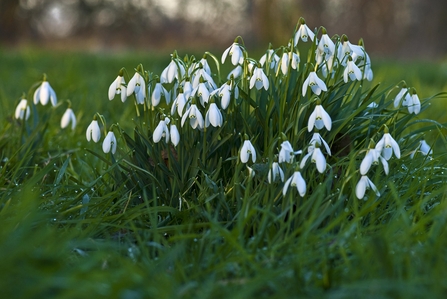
[[402, 89, 421, 115], [227, 65, 243, 79], [310, 132, 331, 156], [302, 72, 327, 96], [260, 49, 280, 70], [191, 81, 211, 107], [205, 103, 223, 128], [170, 124, 180, 146], [280, 51, 300, 75], [268, 162, 284, 183], [151, 82, 170, 106], [375, 130, 400, 160], [308, 104, 332, 132], [221, 42, 244, 66], [61, 108, 77, 130], [153, 117, 170, 143], [356, 175, 380, 200], [393, 86, 409, 108], [283, 171, 306, 197], [127, 71, 146, 104], [86, 119, 101, 143], [343, 57, 362, 83], [278, 140, 302, 163], [171, 91, 188, 117], [410, 139, 432, 158], [240, 139, 256, 164], [181, 104, 204, 130], [360, 148, 388, 175], [249, 66, 269, 90], [211, 82, 231, 110], [294, 18, 315, 45], [161, 58, 186, 83], [300, 145, 327, 173], [108, 73, 127, 102], [102, 131, 117, 154], [317, 29, 335, 56], [34, 80, 57, 106], [14, 99, 30, 121]]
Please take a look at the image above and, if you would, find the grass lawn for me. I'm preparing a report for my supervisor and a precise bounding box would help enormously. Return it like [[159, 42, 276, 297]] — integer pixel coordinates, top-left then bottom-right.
[[1, 46, 447, 299]]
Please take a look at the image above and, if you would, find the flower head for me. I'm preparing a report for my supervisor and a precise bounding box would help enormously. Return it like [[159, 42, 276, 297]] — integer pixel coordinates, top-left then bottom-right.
[[283, 171, 306, 197], [34, 80, 57, 106], [108, 73, 127, 102], [343, 57, 362, 83], [170, 124, 180, 146], [61, 108, 77, 130], [278, 140, 302, 163], [308, 104, 332, 132], [181, 104, 204, 130], [15, 99, 30, 121], [240, 139, 256, 164], [302, 72, 327, 97], [268, 162, 284, 183], [356, 175, 380, 200], [280, 51, 300, 76], [171, 91, 188, 117], [300, 145, 327, 173], [153, 117, 170, 143], [375, 130, 400, 160], [161, 58, 186, 83], [151, 82, 170, 106], [127, 71, 146, 104], [222, 42, 244, 66], [249, 66, 269, 90], [260, 49, 280, 70], [86, 119, 101, 143], [360, 147, 388, 175], [102, 131, 117, 154], [294, 18, 315, 45], [410, 139, 432, 159], [205, 103, 223, 128]]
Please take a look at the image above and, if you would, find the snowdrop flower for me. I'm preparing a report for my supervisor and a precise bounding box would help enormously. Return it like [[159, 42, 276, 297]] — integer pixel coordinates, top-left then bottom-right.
[[227, 65, 243, 79], [171, 90, 188, 117], [192, 68, 216, 90], [14, 99, 30, 121], [310, 132, 331, 156], [268, 162, 284, 183], [181, 104, 204, 129], [247, 165, 256, 179], [205, 103, 223, 128], [153, 117, 170, 143], [317, 29, 335, 56], [240, 139, 256, 164], [191, 80, 211, 107], [337, 35, 354, 66], [283, 171, 306, 197], [108, 72, 127, 102], [211, 82, 232, 110], [198, 56, 212, 75], [280, 51, 300, 75], [127, 70, 146, 104], [351, 42, 373, 81], [249, 66, 269, 90], [221, 42, 244, 66], [151, 82, 170, 106], [360, 147, 388, 175], [375, 128, 400, 160], [61, 108, 77, 130], [260, 49, 280, 70], [294, 18, 315, 45], [33, 79, 57, 106], [410, 139, 432, 158], [393, 86, 409, 108], [343, 56, 362, 83], [160, 58, 185, 83], [300, 145, 326, 173], [308, 103, 332, 132], [170, 124, 180, 146], [102, 131, 117, 154], [182, 80, 193, 99], [86, 119, 101, 142], [278, 140, 302, 163], [403, 89, 421, 115], [356, 175, 380, 200], [302, 71, 327, 96]]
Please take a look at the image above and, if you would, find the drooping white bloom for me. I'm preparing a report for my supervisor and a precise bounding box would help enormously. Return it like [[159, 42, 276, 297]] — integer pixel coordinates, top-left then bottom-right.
[[317, 32, 335, 56], [249, 67, 269, 90], [300, 146, 326, 173], [310, 132, 331, 156], [240, 140, 256, 164], [343, 58, 362, 83], [293, 18, 315, 45], [260, 49, 280, 70], [160, 59, 186, 83], [198, 57, 212, 75], [308, 104, 332, 132], [192, 68, 217, 90], [302, 72, 327, 96], [337, 36, 355, 66], [268, 162, 284, 183], [151, 82, 170, 106], [356, 175, 380, 200], [247, 165, 256, 179], [61, 108, 77, 130], [153, 117, 170, 143], [350, 44, 373, 81], [127, 72, 146, 104], [191, 81, 211, 107], [227, 65, 243, 79], [360, 148, 388, 175], [375, 132, 401, 160], [410, 139, 432, 158], [86, 119, 101, 142], [278, 140, 302, 163], [205, 103, 223, 128], [181, 104, 204, 129], [171, 91, 188, 117], [221, 42, 244, 66], [108, 75, 127, 102], [102, 131, 117, 154], [280, 51, 300, 75], [182, 80, 194, 99], [211, 82, 232, 110], [34, 81, 57, 106], [403, 91, 421, 115], [14, 99, 30, 120], [170, 124, 180, 146], [393, 87, 409, 108], [283, 171, 306, 197]]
